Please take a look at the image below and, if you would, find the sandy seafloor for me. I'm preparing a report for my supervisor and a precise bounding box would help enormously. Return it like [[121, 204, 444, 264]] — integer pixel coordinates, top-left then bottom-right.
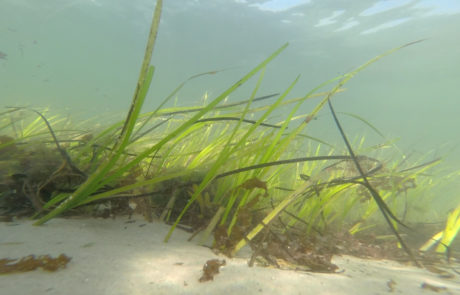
[[1, 216, 459, 295]]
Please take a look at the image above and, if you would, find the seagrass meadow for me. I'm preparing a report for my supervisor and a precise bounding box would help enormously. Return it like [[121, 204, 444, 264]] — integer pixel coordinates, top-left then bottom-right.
[[1, 0, 460, 287]]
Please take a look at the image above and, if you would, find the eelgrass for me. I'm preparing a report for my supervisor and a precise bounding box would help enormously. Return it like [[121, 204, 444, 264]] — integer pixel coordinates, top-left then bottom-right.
[[230, 40, 427, 257], [0, 0, 452, 265], [0, 93, 454, 261], [33, 0, 292, 225], [34, 0, 163, 225], [422, 202, 460, 255]]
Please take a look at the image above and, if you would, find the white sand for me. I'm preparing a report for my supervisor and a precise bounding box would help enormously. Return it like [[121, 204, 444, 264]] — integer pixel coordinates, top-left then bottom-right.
[[1, 217, 459, 295]]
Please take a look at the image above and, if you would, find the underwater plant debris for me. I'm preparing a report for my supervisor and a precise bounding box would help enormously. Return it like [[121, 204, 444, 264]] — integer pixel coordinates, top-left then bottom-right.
[[246, 229, 339, 273], [0, 137, 84, 217], [0, 254, 71, 274], [240, 177, 268, 197], [387, 279, 396, 292], [420, 282, 448, 292], [199, 259, 226, 282], [0, 51, 7, 60]]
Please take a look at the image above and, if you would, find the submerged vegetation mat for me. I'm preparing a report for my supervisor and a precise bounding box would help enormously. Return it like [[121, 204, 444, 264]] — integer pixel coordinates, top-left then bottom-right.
[[1, 0, 459, 277]]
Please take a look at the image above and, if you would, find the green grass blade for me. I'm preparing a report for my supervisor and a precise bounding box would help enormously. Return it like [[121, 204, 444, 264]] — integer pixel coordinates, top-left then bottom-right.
[[98, 43, 289, 190], [35, 0, 163, 225], [339, 112, 385, 138]]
